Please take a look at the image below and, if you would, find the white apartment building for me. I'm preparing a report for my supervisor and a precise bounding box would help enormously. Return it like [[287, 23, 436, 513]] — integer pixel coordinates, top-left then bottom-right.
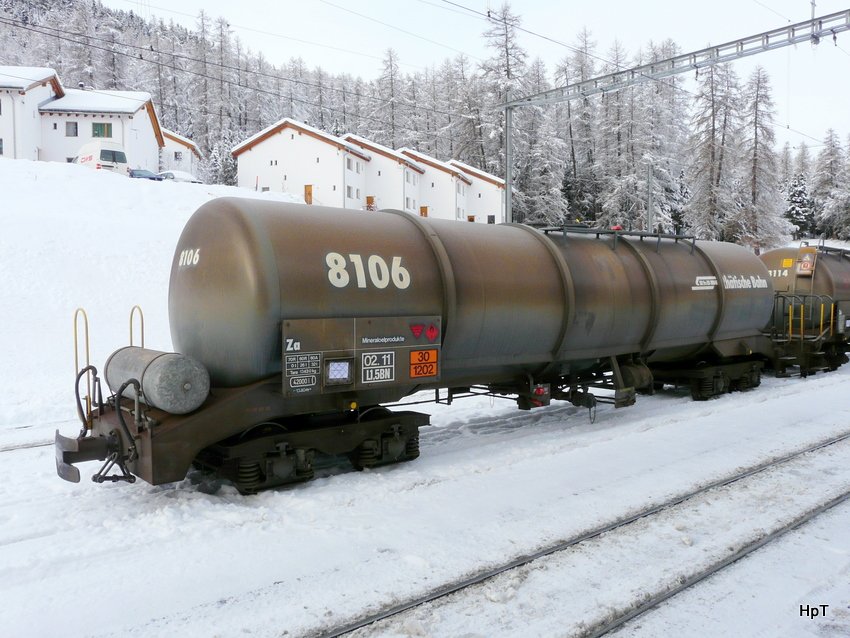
[[341, 134, 425, 214], [399, 148, 473, 222], [232, 118, 371, 209], [0, 66, 167, 171], [230, 117, 505, 222], [39, 88, 164, 171], [447, 159, 506, 224], [0, 66, 64, 160], [161, 128, 201, 175]]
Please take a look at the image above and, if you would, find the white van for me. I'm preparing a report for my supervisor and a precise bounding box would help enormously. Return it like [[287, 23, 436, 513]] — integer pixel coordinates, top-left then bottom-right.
[[75, 141, 130, 175]]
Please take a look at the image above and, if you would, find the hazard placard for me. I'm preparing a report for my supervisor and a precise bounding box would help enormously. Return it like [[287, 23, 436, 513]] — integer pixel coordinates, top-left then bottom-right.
[[409, 349, 438, 378]]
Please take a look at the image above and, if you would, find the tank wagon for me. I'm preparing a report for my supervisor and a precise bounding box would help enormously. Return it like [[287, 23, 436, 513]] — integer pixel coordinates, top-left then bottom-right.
[[58, 198, 783, 493], [760, 243, 850, 375]]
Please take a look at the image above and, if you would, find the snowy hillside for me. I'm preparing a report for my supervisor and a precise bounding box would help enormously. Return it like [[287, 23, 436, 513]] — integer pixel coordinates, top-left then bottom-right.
[[1, 158, 849, 638], [0, 158, 299, 434]]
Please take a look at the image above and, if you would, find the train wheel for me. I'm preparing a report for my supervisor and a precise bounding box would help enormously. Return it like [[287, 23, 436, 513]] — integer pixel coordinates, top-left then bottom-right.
[[293, 448, 315, 481], [690, 378, 711, 401]]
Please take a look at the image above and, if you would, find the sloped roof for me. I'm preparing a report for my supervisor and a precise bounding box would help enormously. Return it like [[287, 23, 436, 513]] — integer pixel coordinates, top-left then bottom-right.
[[42, 88, 151, 114], [40, 88, 164, 148], [342, 134, 425, 174], [162, 128, 202, 159], [447, 159, 505, 188], [0, 66, 64, 97], [231, 117, 370, 161], [398, 148, 472, 185]]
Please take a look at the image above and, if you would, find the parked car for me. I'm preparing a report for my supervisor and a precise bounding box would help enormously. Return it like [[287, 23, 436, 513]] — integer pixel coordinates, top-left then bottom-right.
[[129, 169, 164, 181], [75, 141, 129, 175], [157, 170, 202, 183]]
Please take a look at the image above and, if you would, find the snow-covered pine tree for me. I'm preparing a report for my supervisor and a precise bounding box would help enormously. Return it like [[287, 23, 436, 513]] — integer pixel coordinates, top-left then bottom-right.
[[405, 66, 435, 154], [596, 40, 638, 229], [779, 141, 793, 187], [231, 36, 251, 130], [636, 39, 688, 234], [785, 173, 815, 238], [673, 170, 690, 234], [451, 55, 488, 170], [794, 142, 812, 179], [369, 48, 406, 149], [309, 66, 332, 131], [684, 63, 741, 240], [284, 57, 311, 123], [188, 10, 213, 154], [812, 129, 850, 238], [99, 10, 128, 90], [205, 127, 238, 186], [434, 60, 461, 159], [212, 17, 236, 138], [517, 57, 568, 225], [554, 28, 599, 223], [735, 66, 791, 253], [63, 1, 96, 88], [479, 2, 528, 199]]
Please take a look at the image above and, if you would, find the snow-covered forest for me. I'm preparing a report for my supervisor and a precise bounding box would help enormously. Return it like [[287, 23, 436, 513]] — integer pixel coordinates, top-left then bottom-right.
[[1, 0, 849, 246]]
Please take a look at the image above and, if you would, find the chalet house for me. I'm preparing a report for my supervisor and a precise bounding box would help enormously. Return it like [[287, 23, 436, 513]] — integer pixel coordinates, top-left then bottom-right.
[[0, 66, 168, 172], [232, 118, 371, 209], [399, 148, 473, 222], [161, 128, 201, 175], [341, 134, 424, 214], [230, 117, 505, 222], [0, 66, 64, 160], [447, 159, 506, 224], [39, 88, 164, 171]]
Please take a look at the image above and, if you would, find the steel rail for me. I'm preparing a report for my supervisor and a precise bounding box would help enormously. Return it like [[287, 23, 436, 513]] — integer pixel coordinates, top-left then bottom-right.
[[586, 489, 850, 637], [0, 440, 53, 453], [312, 428, 850, 638]]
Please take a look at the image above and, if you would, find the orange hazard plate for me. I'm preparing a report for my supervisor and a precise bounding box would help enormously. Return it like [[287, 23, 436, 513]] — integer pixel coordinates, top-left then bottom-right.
[[409, 349, 438, 378]]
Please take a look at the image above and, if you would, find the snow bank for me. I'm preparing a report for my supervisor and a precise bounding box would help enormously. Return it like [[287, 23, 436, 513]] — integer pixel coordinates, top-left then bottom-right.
[[0, 158, 298, 432]]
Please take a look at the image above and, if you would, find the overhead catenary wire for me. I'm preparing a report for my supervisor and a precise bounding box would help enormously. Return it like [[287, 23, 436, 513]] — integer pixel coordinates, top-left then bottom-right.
[[11, 3, 829, 151], [317, 0, 484, 61], [0, 17, 477, 124], [439, 0, 642, 73], [1, 12, 587, 148], [434, 0, 838, 219], [751, 0, 793, 23], [0, 15, 827, 177], [107, 0, 429, 71], [0, 5, 831, 156], [0, 17, 490, 148], [437, 0, 830, 146]]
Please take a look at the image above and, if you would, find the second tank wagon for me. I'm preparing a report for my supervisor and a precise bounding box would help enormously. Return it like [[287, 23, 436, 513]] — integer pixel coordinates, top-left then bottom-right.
[[761, 243, 850, 374]]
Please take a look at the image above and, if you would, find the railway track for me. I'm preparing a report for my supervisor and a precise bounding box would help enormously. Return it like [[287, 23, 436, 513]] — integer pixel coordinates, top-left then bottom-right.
[[585, 490, 850, 637], [0, 440, 52, 453], [0, 418, 76, 454], [313, 428, 850, 638]]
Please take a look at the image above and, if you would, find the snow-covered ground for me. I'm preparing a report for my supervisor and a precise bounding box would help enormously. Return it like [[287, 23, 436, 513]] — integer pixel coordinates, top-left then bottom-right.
[[1, 158, 848, 637], [0, 158, 299, 435]]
